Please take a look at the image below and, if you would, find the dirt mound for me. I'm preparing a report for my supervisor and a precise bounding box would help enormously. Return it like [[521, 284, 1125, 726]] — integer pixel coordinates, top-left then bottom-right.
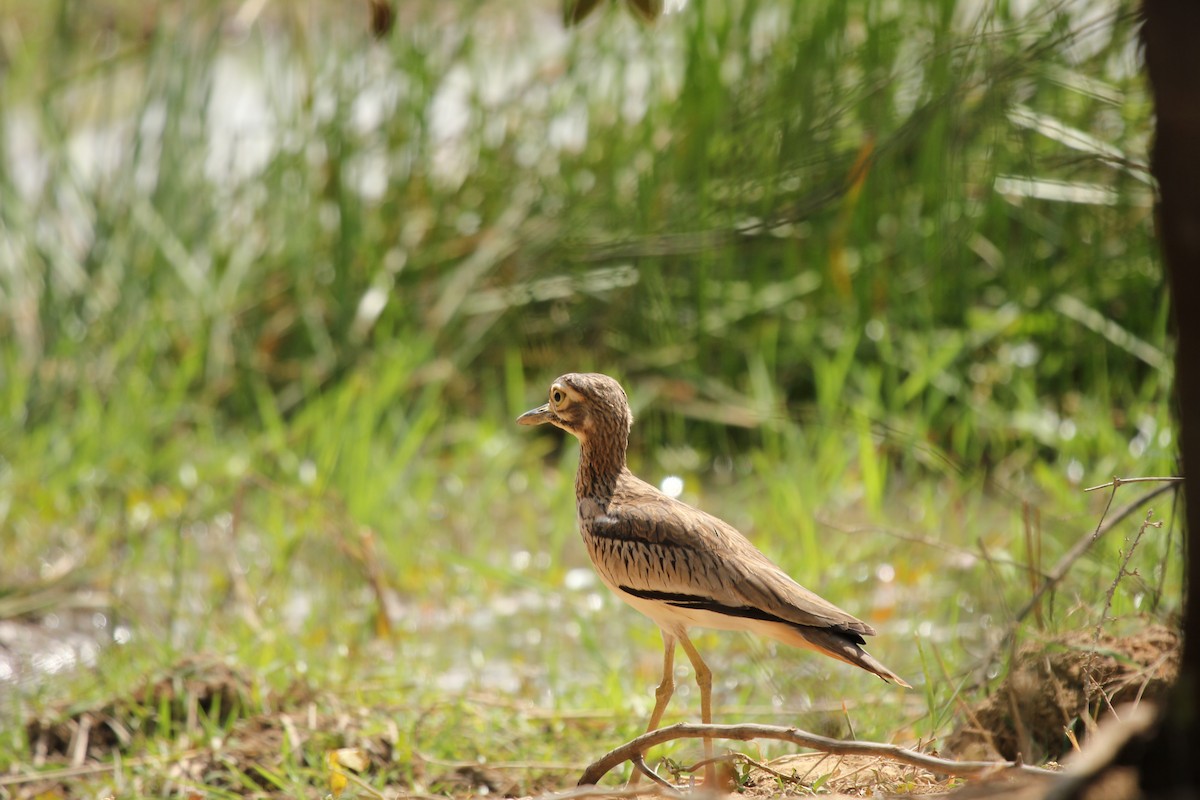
[[945, 623, 1179, 763]]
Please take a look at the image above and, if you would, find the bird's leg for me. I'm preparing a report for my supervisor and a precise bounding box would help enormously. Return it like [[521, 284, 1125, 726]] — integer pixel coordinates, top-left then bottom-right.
[[678, 633, 716, 787], [646, 630, 677, 733], [630, 631, 677, 788]]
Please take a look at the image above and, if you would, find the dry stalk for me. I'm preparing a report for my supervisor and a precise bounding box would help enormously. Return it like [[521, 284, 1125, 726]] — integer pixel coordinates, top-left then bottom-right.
[[1083, 476, 1183, 492], [1081, 508, 1161, 719]]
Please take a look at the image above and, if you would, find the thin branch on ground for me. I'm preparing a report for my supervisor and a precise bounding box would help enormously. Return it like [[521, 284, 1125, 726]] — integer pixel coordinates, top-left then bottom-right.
[[632, 753, 676, 791], [576, 722, 1060, 786]]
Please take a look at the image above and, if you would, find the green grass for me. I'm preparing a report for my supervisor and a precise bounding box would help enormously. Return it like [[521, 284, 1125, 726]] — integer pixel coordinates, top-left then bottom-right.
[[0, 0, 1181, 796]]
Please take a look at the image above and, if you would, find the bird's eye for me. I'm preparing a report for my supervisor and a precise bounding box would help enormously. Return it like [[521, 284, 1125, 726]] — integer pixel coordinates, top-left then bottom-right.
[[551, 388, 565, 405]]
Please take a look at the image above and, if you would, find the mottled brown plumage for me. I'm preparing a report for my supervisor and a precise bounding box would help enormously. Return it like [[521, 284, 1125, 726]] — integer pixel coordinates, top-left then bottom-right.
[[517, 373, 908, 771]]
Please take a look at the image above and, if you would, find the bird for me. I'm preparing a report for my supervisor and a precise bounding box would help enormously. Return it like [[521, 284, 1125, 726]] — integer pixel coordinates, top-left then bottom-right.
[[517, 372, 909, 781]]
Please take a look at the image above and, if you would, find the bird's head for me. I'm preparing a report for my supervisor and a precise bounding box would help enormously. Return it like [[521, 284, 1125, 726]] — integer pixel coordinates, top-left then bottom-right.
[[516, 372, 632, 445]]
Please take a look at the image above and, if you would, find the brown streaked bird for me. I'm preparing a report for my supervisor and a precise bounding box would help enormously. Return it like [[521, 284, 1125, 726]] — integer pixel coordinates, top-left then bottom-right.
[[517, 373, 910, 778]]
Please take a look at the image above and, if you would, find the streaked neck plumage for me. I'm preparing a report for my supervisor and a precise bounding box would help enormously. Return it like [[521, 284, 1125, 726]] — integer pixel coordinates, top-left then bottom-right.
[[574, 418, 630, 510]]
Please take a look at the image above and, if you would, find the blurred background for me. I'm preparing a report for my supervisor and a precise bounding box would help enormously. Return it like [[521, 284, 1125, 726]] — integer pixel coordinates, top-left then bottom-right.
[[0, 0, 1179, 793]]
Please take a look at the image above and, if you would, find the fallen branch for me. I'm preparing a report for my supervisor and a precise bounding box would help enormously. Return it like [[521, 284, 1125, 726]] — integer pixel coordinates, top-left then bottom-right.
[[576, 722, 1059, 786]]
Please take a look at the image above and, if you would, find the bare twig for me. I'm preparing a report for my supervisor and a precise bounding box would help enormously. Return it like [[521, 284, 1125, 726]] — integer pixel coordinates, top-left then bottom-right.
[[576, 723, 1059, 786], [1095, 509, 1158, 636], [1083, 476, 1183, 493], [1012, 482, 1177, 627], [1082, 509, 1160, 715], [632, 754, 676, 790]]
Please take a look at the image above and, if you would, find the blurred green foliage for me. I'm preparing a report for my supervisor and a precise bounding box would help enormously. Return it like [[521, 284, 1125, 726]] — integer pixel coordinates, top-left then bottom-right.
[[0, 0, 1165, 462], [0, 0, 1180, 792]]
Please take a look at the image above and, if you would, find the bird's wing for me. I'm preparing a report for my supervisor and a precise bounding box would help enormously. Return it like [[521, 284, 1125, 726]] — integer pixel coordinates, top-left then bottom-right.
[[590, 479, 875, 638]]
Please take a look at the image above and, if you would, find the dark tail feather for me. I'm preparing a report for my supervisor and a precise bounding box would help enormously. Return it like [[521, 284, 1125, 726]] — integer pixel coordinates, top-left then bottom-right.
[[790, 626, 913, 689]]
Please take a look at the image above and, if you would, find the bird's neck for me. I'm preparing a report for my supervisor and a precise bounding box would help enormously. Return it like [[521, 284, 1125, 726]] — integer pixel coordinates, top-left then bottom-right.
[[575, 435, 627, 505]]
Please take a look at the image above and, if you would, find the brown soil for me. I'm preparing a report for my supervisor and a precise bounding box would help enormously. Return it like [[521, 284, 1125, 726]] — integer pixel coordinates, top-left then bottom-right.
[[739, 752, 965, 797], [944, 622, 1180, 763]]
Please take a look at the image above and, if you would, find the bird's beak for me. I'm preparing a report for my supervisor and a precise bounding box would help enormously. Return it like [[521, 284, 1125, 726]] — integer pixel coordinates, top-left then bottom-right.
[[516, 403, 555, 426]]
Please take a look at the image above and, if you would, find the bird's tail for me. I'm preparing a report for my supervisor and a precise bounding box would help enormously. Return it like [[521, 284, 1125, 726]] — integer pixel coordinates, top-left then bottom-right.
[[778, 625, 912, 689]]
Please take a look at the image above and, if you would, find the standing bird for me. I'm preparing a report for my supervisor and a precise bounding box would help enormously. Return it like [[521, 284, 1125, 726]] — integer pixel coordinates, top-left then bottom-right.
[[517, 373, 909, 778]]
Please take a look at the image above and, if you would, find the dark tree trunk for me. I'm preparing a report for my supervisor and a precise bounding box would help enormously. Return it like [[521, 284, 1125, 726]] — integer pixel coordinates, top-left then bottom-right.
[[1137, 0, 1200, 794]]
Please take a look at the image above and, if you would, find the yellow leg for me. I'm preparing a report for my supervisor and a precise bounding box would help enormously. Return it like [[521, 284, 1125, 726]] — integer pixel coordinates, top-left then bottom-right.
[[646, 631, 678, 733], [630, 631, 677, 788], [678, 633, 716, 787]]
